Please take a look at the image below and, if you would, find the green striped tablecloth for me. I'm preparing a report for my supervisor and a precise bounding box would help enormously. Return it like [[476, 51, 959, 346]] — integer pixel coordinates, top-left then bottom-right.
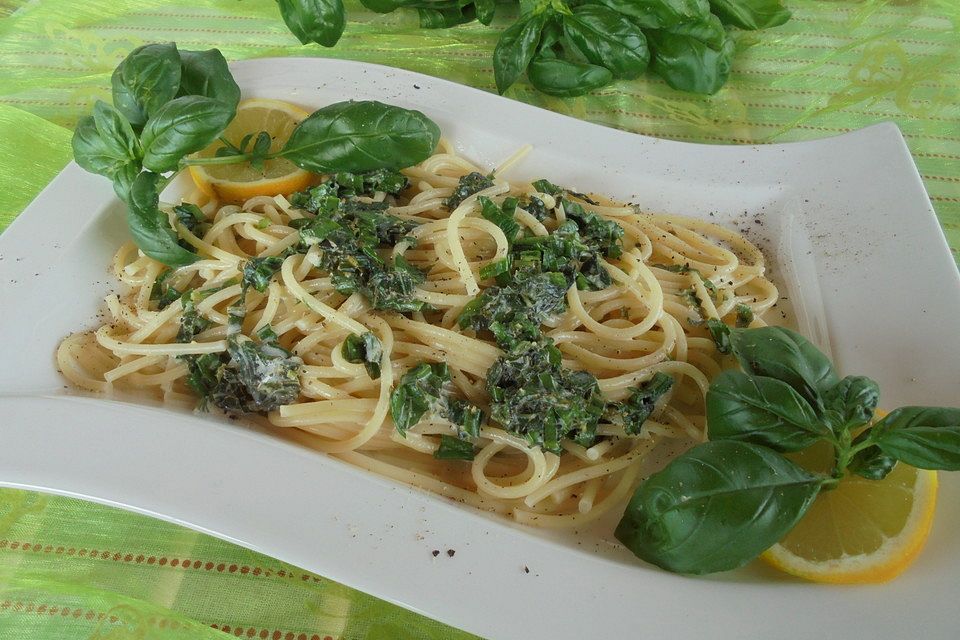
[[0, 0, 958, 637]]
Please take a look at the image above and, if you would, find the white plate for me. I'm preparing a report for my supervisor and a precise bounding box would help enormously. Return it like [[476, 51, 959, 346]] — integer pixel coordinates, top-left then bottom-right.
[[1, 58, 959, 640]]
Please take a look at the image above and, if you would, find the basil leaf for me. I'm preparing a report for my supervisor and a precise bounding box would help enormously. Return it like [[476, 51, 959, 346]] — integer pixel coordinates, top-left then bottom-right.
[[92, 101, 141, 164], [418, 5, 476, 28], [615, 441, 824, 574], [358, 0, 401, 12], [72, 102, 140, 183], [662, 11, 730, 49], [563, 6, 649, 80], [475, 0, 495, 25], [708, 0, 791, 30], [822, 375, 880, 432], [588, 0, 709, 29], [111, 43, 182, 129], [277, 0, 346, 47], [112, 162, 141, 202], [870, 407, 960, 471], [647, 16, 734, 95], [178, 48, 242, 109], [281, 100, 440, 173], [249, 131, 273, 171], [126, 172, 199, 267], [434, 434, 476, 460], [727, 326, 839, 411], [647, 16, 735, 95], [493, 12, 547, 94], [848, 444, 897, 481], [140, 96, 235, 172], [706, 371, 827, 452], [527, 54, 613, 97]]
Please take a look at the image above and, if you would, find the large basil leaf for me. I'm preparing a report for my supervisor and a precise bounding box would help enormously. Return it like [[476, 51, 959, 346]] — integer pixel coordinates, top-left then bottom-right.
[[126, 172, 198, 267], [111, 43, 182, 129], [563, 5, 649, 80], [822, 375, 879, 432], [140, 96, 235, 172], [647, 16, 735, 95], [727, 325, 839, 410], [493, 12, 548, 94], [527, 54, 613, 97], [280, 100, 440, 173], [277, 0, 347, 47], [72, 102, 140, 181], [615, 441, 824, 574], [706, 371, 827, 452], [588, 0, 709, 29], [178, 49, 241, 109], [708, 0, 790, 30], [870, 407, 960, 471]]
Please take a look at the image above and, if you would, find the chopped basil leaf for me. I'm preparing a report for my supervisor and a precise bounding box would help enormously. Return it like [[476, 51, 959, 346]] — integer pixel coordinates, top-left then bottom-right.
[[445, 172, 494, 209], [434, 434, 476, 461], [342, 331, 383, 380], [735, 303, 754, 328], [242, 256, 284, 292], [606, 373, 675, 435], [390, 361, 484, 438]]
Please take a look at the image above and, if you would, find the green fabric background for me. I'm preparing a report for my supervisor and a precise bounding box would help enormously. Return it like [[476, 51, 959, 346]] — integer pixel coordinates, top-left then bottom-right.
[[1, 0, 958, 637]]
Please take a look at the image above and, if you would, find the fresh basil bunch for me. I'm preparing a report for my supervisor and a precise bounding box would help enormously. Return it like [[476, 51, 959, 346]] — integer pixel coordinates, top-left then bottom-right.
[[615, 324, 960, 575], [72, 44, 441, 268], [275, 0, 790, 97]]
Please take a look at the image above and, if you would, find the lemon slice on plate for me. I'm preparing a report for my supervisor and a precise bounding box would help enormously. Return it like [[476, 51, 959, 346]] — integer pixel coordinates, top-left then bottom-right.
[[761, 438, 938, 584], [188, 98, 318, 203]]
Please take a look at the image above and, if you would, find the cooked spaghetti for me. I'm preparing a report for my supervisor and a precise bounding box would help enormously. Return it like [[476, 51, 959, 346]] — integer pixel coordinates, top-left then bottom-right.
[[58, 139, 778, 529]]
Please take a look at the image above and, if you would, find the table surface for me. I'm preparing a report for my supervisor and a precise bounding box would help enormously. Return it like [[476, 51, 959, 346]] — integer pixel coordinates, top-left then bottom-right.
[[1, 0, 958, 638]]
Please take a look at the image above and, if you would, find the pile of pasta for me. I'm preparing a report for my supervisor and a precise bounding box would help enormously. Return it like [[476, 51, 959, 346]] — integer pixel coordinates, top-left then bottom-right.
[[59, 140, 778, 529]]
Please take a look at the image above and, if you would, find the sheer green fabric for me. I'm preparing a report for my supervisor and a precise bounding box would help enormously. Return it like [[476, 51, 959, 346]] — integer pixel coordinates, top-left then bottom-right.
[[1, 0, 958, 637], [0, 491, 470, 638]]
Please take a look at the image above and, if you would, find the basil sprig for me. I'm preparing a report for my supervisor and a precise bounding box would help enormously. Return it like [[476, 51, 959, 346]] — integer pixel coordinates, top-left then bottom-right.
[[72, 44, 441, 268], [616, 324, 960, 574]]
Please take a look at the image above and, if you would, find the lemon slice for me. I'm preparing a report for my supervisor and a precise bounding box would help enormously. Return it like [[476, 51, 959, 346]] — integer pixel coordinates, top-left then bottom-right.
[[761, 438, 938, 584], [188, 98, 318, 203]]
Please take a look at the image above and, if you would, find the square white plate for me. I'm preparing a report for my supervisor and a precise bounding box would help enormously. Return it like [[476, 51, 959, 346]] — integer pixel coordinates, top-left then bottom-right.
[[1, 58, 958, 639]]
